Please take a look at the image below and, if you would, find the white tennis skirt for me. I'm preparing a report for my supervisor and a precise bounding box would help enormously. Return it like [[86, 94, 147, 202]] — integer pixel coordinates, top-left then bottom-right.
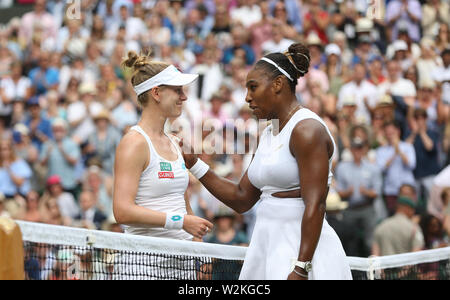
[[239, 197, 353, 280]]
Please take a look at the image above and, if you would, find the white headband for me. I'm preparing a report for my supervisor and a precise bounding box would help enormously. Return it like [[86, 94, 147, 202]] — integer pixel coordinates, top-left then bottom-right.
[[260, 57, 293, 81], [133, 65, 198, 96]]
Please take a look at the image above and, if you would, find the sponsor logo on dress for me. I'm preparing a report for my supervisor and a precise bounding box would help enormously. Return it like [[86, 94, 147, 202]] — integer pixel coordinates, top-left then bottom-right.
[[158, 172, 175, 179], [160, 162, 173, 171]]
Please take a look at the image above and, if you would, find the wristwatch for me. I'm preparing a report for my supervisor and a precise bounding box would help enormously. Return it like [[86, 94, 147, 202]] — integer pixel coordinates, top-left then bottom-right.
[[292, 261, 312, 273]]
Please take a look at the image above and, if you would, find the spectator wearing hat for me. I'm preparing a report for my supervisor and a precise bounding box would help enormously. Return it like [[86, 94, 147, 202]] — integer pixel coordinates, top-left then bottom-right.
[[337, 63, 378, 125], [67, 82, 103, 145], [0, 137, 33, 200], [87, 110, 121, 176], [372, 195, 424, 256], [416, 79, 447, 133], [323, 43, 348, 98], [405, 108, 441, 202], [40, 118, 81, 196], [81, 165, 113, 218], [305, 32, 324, 70], [41, 175, 79, 221], [386, 0, 422, 43], [376, 120, 416, 216], [24, 96, 53, 151], [206, 205, 248, 246], [335, 137, 382, 257]]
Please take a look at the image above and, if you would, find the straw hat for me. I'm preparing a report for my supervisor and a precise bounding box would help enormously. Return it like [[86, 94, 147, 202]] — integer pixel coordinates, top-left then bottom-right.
[[356, 18, 373, 33], [306, 32, 322, 47], [93, 109, 111, 122]]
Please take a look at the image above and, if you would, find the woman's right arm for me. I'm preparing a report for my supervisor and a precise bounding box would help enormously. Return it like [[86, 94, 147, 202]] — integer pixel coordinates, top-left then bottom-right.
[[113, 133, 212, 239], [197, 168, 261, 214]]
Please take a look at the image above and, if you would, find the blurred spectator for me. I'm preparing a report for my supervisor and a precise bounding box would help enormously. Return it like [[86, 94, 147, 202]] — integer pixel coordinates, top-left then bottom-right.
[[74, 189, 107, 230], [386, 0, 422, 43], [23, 190, 42, 223], [428, 165, 450, 221], [41, 175, 79, 221], [24, 96, 53, 151], [405, 108, 441, 202], [230, 0, 262, 28], [378, 60, 417, 104], [261, 21, 294, 55], [421, 0, 450, 38], [376, 120, 416, 216], [372, 196, 424, 256], [87, 110, 121, 176], [28, 52, 59, 96], [18, 0, 58, 48], [39, 118, 81, 195], [435, 23, 450, 54], [0, 192, 10, 218], [432, 48, 450, 106], [336, 137, 382, 257], [205, 205, 248, 246], [303, 0, 330, 44], [0, 138, 32, 198], [419, 214, 449, 249], [0, 61, 33, 113], [337, 63, 378, 125], [67, 82, 103, 145], [81, 165, 113, 218], [222, 25, 255, 66]]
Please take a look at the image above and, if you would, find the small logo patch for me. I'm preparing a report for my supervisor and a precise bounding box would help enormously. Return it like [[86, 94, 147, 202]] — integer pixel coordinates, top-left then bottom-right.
[[160, 162, 172, 171], [158, 172, 174, 179], [181, 163, 186, 170], [171, 215, 182, 222]]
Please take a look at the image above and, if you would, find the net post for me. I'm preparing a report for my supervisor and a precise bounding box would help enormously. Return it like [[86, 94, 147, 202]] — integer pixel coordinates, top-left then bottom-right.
[[0, 217, 25, 280]]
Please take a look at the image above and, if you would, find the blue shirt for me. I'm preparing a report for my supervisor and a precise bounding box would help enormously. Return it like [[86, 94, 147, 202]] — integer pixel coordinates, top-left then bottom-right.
[[376, 142, 416, 195], [28, 67, 59, 95], [25, 117, 53, 151], [40, 138, 81, 190], [336, 160, 382, 207], [405, 128, 441, 179], [0, 159, 33, 196]]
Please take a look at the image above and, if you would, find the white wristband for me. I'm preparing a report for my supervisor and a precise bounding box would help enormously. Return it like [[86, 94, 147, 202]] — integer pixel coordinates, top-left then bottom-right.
[[164, 213, 185, 230], [189, 159, 210, 179]]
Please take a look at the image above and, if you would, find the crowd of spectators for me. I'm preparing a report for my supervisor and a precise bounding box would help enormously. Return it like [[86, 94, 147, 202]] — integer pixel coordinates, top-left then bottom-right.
[[0, 0, 450, 258]]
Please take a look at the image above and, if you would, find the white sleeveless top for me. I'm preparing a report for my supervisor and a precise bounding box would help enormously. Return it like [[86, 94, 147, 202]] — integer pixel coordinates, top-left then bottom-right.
[[124, 125, 192, 240], [247, 108, 336, 197]]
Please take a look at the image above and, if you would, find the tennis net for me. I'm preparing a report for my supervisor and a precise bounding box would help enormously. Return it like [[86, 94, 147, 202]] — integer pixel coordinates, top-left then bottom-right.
[[16, 221, 450, 280]]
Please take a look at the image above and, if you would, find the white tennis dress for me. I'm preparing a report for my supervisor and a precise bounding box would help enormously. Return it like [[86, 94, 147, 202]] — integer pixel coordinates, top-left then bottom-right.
[[241, 108, 352, 280], [116, 125, 194, 280], [125, 125, 192, 240]]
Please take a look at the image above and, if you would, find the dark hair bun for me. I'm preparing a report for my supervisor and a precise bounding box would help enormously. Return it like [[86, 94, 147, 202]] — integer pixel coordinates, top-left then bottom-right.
[[287, 43, 310, 78]]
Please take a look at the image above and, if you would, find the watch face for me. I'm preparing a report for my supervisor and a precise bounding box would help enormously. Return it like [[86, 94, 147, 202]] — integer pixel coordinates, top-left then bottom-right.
[[305, 262, 312, 272]]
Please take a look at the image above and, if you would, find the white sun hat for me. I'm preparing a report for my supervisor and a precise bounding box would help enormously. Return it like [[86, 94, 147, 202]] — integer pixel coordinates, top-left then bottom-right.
[[133, 65, 199, 96]]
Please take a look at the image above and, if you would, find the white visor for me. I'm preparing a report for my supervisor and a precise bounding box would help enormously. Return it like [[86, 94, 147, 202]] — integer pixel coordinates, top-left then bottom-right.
[[133, 65, 199, 96]]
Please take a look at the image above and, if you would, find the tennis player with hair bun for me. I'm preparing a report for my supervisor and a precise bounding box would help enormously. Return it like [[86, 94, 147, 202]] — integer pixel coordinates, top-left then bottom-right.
[[113, 51, 213, 242], [181, 43, 352, 280]]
